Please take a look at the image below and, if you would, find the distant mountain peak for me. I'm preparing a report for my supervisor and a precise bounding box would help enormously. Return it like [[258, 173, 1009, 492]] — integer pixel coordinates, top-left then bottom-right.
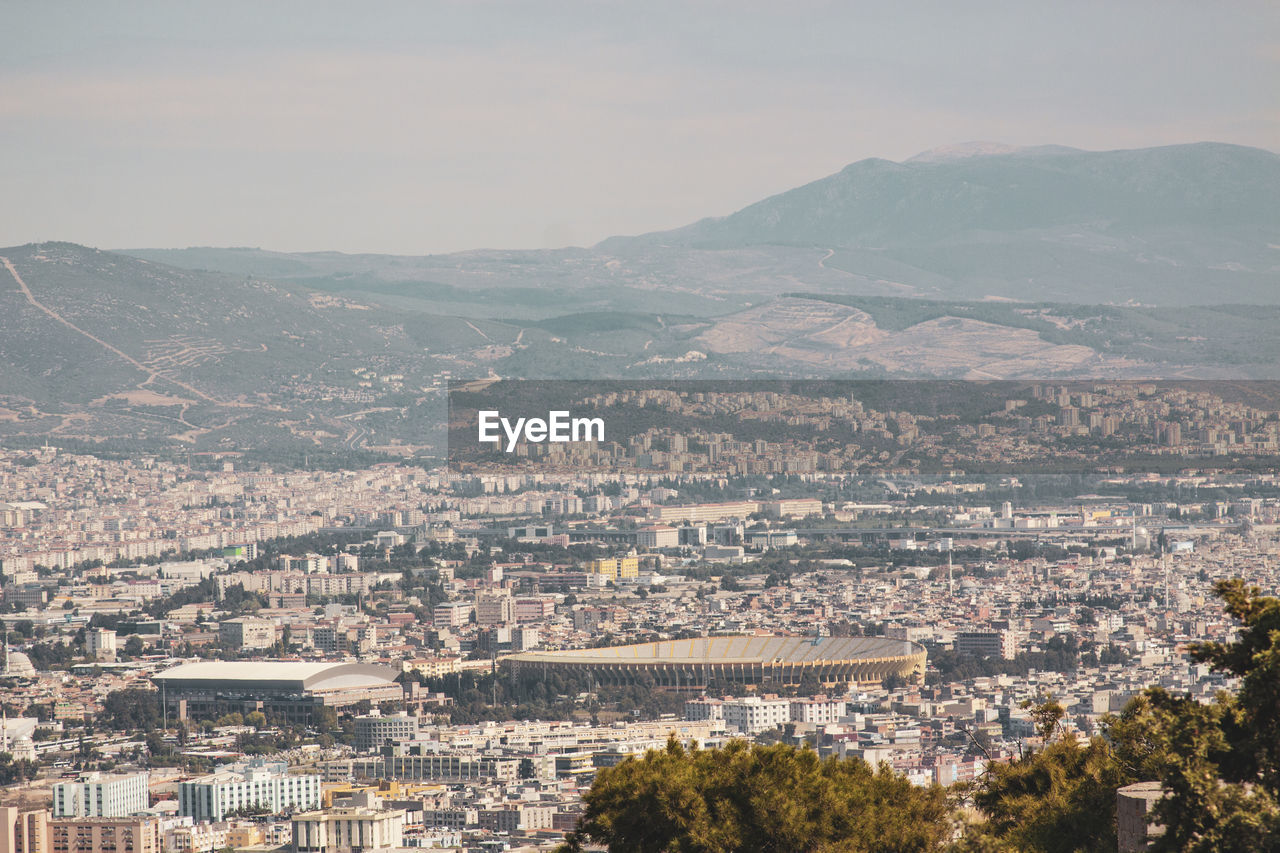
[[905, 141, 1081, 163], [906, 141, 1019, 162]]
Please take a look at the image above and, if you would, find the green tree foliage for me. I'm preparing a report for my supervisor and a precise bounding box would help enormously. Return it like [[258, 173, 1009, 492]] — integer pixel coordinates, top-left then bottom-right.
[[0, 753, 39, 785], [962, 737, 1134, 853], [928, 636, 1080, 684], [1139, 577, 1280, 851], [964, 579, 1280, 852], [311, 706, 338, 732], [220, 583, 267, 614], [123, 635, 145, 658], [101, 688, 162, 731], [145, 576, 216, 618], [559, 739, 951, 853]]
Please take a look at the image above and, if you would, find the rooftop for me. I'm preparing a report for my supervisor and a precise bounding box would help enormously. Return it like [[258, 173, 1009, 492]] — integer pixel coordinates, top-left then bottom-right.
[[509, 636, 922, 666], [153, 661, 400, 691]]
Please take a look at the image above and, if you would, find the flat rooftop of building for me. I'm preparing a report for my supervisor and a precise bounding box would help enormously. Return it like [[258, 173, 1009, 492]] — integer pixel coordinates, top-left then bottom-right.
[[153, 661, 400, 690]]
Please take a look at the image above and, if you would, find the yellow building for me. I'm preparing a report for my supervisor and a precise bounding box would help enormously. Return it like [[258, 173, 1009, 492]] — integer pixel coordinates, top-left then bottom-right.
[[401, 657, 462, 680], [586, 555, 639, 581], [225, 826, 264, 849], [585, 558, 615, 580], [321, 780, 445, 809]]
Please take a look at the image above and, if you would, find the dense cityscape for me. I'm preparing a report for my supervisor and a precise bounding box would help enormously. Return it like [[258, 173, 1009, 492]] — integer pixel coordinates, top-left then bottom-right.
[[5, 2, 1277, 849], [1, 381, 1278, 851]]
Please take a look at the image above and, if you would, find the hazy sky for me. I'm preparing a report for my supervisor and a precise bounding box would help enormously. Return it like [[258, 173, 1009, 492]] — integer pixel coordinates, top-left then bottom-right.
[[3, 1, 1277, 254]]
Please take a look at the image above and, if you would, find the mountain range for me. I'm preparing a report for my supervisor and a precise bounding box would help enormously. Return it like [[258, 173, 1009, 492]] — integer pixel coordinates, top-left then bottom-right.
[[2, 142, 1278, 457]]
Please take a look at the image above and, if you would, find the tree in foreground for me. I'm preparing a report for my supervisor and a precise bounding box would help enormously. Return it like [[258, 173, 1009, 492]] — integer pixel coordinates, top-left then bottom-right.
[[957, 716, 1150, 852], [560, 581, 1280, 852], [962, 578, 1280, 853], [558, 738, 951, 853]]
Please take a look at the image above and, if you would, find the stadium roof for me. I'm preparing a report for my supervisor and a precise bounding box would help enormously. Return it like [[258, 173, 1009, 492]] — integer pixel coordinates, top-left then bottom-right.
[[153, 661, 399, 692], [509, 636, 921, 666]]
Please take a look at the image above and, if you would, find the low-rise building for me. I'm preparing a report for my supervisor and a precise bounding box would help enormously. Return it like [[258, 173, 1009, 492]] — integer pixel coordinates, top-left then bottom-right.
[[292, 796, 404, 853]]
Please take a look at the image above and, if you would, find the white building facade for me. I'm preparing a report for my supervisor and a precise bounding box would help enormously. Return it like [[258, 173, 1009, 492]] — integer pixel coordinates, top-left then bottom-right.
[[52, 771, 150, 818], [722, 697, 791, 734], [178, 760, 321, 822]]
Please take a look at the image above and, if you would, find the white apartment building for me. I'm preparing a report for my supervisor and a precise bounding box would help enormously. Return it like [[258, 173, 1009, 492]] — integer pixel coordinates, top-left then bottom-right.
[[164, 819, 228, 853], [385, 754, 519, 783], [178, 760, 321, 822], [762, 499, 823, 518], [648, 502, 759, 524], [683, 698, 724, 722], [432, 602, 472, 628], [85, 629, 117, 661], [722, 696, 791, 734], [401, 657, 461, 680], [52, 771, 150, 818], [790, 697, 845, 725], [277, 554, 331, 574], [478, 806, 555, 834], [636, 525, 679, 548]]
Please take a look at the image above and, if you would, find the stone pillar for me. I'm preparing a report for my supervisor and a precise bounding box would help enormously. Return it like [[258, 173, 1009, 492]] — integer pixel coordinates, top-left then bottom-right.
[[1117, 781, 1164, 852]]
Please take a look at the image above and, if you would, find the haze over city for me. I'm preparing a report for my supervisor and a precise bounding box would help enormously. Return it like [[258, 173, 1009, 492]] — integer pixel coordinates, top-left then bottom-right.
[[2, 1, 1277, 253]]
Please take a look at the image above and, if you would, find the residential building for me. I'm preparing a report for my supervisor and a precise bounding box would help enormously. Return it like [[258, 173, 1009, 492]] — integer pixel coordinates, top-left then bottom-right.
[[475, 592, 514, 627], [722, 696, 791, 734], [219, 618, 275, 650], [52, 772, 150, 818], [292, 795, 404, 853], [635, 526, 678, 549], [954, 631, 1018, 661], [585, 556, 639, 581], [432, 602, 471, 628], [85, 630, 116, 662], [0, 807, 48, 853], [178, 760, 321, 822], [683, 698, 724, 722], [478, 806, 555, 834], [353, 715, 418, 753], [790, 697, 844, 725], [48, 817, 161, 853], [762, 499, 823, 518]]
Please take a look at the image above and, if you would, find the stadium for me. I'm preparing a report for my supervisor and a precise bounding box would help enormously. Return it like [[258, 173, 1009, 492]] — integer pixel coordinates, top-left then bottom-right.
[[506, 636, 926, 691], [153, 661, 403, 723]]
